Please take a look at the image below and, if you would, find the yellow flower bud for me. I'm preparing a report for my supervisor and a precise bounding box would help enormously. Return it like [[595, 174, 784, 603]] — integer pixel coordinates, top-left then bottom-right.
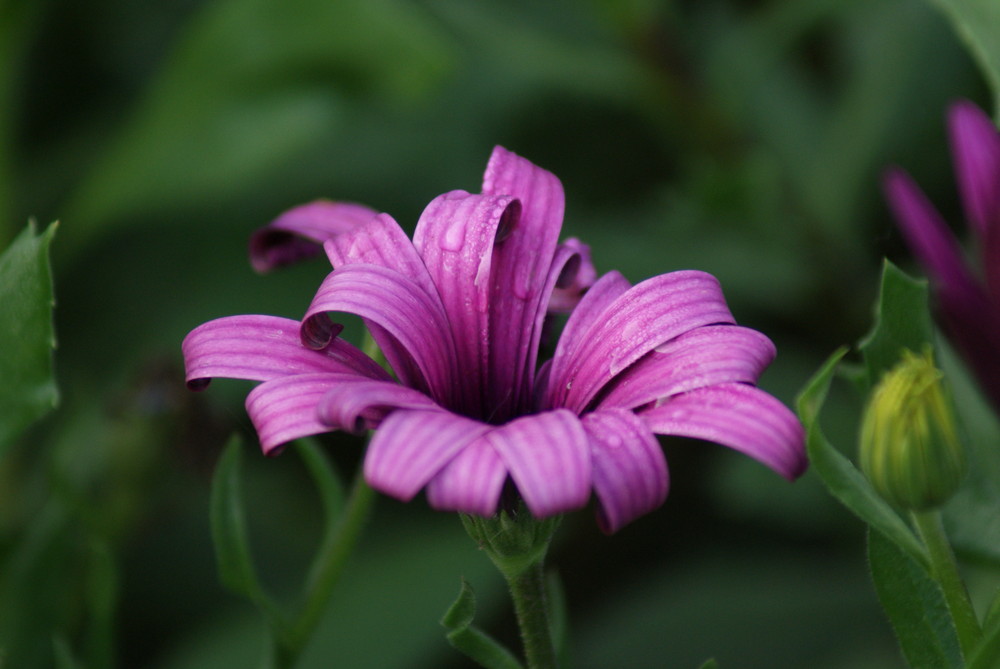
[[860, 349, 965, 510]]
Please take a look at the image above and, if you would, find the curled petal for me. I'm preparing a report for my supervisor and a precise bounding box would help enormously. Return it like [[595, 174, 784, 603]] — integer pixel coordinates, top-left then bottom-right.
[[641, 382, 807, 480], [364, 410, 492, 502], [547, 237, 598, 313], [521, 242, 590, 415], [597, 325, 775, 411], [482, 146, 567, 419], [583, 409, 668, 534], [413, 191, 520, 417], [302, 264, 458, 405], [949, 100, 1000, 238], [183, 315, 388, 390], [426, 440, 508, 516], [249, 200, 377, 272], [316, 378, 439, 433], [551, 271, 735, 413], [488, 410, 591, 517], [245, 374, 342, 455]]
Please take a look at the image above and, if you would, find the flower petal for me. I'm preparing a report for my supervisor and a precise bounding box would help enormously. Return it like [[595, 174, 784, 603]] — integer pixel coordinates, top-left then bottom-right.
[[883, 169, 981, 300], [249, 200, 377, 272], [245, 374, 340, 455], [948, 100, 1000, 238], [551, 271, 735, 413], [364, 409, 492, 502], [596, 325, 775, 411], [323, 213, 440, 299], [183, 315, 388, 390], [543, 271, 632, 406], [547, 237, 598, 313], [302, 264, 458, 405], [640, 382, 807, 480], [488, 409, 591, 517], [412, 191, 520, 417], [316, 377, 439, 433], [582, 409, 668, 534], [426, 440, 508, 516], [482, 146, 567, 418]]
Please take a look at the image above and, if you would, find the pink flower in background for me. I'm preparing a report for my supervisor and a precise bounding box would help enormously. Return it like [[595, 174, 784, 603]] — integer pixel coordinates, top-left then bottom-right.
[[884, 100, 1000, 413], [184, 146, 806, 532]]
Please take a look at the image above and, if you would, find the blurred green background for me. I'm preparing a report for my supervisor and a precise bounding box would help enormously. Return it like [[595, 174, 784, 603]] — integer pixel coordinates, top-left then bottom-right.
[[1, 0, 996, 667]]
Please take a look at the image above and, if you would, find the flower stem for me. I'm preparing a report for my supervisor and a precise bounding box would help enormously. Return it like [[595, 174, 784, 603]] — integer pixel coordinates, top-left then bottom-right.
[[911, 509, 981, 658], [505, 560, 558, 669], [269, 461, 375, 669]]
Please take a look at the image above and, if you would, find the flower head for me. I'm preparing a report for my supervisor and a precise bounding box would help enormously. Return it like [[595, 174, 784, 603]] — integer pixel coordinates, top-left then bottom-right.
[[860, 349, 965, 510], [884, 100, 1000, 413], [184, 146, 806, 532]]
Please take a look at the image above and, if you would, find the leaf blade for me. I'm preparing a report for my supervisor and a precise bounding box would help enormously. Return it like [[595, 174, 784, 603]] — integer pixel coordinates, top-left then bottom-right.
[[0, 221, 59, 452]]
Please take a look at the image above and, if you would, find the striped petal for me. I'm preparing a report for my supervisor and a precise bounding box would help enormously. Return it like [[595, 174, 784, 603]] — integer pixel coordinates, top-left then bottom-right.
[[183, 315, 388, 390], [583, 409, 668, 534], [316, 378, 438, 433], [249, 200, 377, 272], [364, 409, 492, 502], [426, 440, 508, 515], [596, 325, 775, 411], [482, 146, 567, 419], [413, 191, 520, 417], [949, 100, 1000, 238], [550, 271, 735, 413], [245, 374, 341, 455], [543, 271, 632, 405], [488, 409, 591, 517], [640, 382, 807, 480], [302, 264, 458, 405], [323, 213, 440, 300], [547, 237, 598, 313]]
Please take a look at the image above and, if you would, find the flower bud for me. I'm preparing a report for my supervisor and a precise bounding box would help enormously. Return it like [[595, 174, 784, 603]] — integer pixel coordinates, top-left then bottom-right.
[[860, 349, 965, 510]]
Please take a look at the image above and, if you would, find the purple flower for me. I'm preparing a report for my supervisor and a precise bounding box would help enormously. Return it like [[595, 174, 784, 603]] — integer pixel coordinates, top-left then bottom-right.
[[184, 146, 806, 532], [884, 100, 1000, 413]]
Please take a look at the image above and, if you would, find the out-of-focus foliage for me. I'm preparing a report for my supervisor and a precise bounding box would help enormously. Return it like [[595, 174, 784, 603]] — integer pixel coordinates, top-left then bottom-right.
[[0, 0, 995, 667], [0, 221, 57, 452]]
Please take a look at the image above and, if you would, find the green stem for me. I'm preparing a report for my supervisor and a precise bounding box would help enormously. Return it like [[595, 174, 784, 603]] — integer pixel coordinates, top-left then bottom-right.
[[505, 561, 558, 669], [911, 510, 981, 659], [272, 463, 376, 668]]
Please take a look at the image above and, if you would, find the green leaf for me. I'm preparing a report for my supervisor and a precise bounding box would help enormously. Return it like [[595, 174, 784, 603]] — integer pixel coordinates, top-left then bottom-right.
[[698, 660, 720, 669], [0, 221, 58, 452], [796, 347, 930, 569], [929, 0, 1000, 115], [868, 528, 963, 669], [440, 579, 524, 669], [858, 259, 934, 388], [209, 436, 285, 632], [969, 590, 1000, 669]]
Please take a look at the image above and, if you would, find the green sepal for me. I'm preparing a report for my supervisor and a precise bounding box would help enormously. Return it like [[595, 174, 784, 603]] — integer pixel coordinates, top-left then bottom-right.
[[868, 528, 963, 669], [209, 436, 286, 632], [0, 221, 59, 453], [796, 347, 929, 569], [858, 259, 934, 389], [440, 579, 524, 669], [697, 660, 720, 669]]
